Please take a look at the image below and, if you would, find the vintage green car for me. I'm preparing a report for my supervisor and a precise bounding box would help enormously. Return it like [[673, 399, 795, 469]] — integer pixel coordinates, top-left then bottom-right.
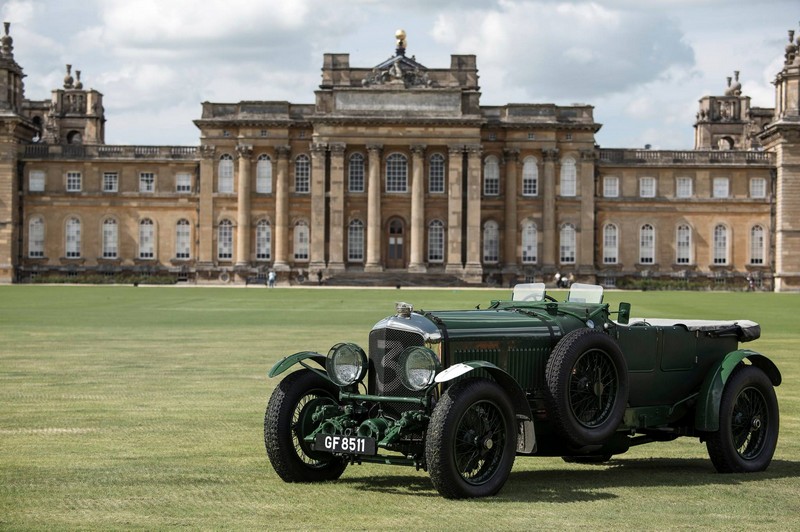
[[264, 284, 781, 498]]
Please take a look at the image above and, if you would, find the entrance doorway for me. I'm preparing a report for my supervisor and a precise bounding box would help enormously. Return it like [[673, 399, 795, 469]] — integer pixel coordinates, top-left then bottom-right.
[[386, 218, 405, 269]]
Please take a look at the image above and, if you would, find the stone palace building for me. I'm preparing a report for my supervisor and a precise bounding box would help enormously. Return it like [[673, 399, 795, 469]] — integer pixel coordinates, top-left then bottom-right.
[[1, 26, 799, 290]]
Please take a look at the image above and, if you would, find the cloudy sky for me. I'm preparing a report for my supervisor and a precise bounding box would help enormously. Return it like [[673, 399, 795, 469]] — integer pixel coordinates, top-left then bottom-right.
[[2, 0, 797, 148]]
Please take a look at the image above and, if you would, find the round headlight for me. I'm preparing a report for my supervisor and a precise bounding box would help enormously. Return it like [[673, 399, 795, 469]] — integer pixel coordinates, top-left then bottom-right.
[[326, 342, 368, 387], [399, 346, 441, 391]]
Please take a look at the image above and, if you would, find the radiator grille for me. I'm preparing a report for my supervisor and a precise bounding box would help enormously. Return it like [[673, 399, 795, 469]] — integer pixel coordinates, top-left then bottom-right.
[[368, 327, 425, 418]]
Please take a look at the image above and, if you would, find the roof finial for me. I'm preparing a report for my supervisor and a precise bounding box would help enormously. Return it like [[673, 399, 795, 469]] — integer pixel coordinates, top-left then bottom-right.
[[64, 64, 74, 89], [1, 21, 13, 58], [395, 29, 407, 56], [74, 70, 83, 90]]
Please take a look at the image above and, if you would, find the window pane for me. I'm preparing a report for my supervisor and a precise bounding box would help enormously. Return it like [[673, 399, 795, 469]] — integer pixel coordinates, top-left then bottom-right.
[[256, 220, 271, 260], [176, 219, 191, 259], [603, 224, 617, 264], [640, 177, 656, 198], [750, 225, 764, 265], [713, 178, 729, 198], [676, 224, 692, 264], [560, 158, 576, 197], [102, 219, 118, 258], [713, 225, 728, 264], [483, 156, 499, 196], [349, 153, 365, 193], [29, 171, 45, 192], [176, 173, 192, 193], [256, 155, 272, 194], [483, 221, 499, 262], [103, 172, 118, 192], [676, 177, 692, 198], [639, 224, 654, 264], [603, 176, 618, 198], [218, 220, 233, 259], [560, 224, 576, 263], [521, 221, 537, 263], [348, 220, 364, 261], [66, 171, 81, 192], [66, 218, 81, 257], [428, 220, 444, 262], [750, 178, 766, 199], [29, 217, 45, 257], [429, 154, 445, 193], [139, 172, 155, 193], [295, 155, 310, 193], [219, 155, 234, 193], [294, 221, 309, 260], [139, 219, 155, 259], [522, 158, 538, 196], [386, 154, 408, 193]]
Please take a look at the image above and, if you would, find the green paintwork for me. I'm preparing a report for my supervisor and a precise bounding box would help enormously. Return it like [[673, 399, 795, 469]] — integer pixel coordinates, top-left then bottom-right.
[[267, 351, 327, 378]]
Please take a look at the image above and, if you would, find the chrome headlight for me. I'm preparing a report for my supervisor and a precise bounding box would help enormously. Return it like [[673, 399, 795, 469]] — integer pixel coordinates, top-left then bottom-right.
[[399, 346, 441, 391], [326, 342, 368, 387]]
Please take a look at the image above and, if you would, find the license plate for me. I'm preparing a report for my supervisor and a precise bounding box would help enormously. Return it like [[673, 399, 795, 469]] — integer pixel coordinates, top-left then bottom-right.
[[315, 434, 377, 455]]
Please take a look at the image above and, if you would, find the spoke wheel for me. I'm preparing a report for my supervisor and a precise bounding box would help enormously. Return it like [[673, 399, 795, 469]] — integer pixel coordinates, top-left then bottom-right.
[[264, 369, 347, 482], [707, 365, 779, 473], [426, 378, 516, 499]]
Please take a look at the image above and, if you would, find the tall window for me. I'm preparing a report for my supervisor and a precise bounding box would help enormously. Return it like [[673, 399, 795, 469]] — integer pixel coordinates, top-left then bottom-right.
[[65, 217, 81, 258], [750, 225, 765, 265], [560, 223, 576, 264], [347, 220, 364, 262], [176, 219, 191, 259], [28, 217, 45, 258], [429, 154, 445, 193], [295, 154, 310, 193], [521, 221, 537, 264], [750, 178, 767, 199], [66, 171, 81, 192], [294, 221, 309, 260], [712, 177, 729, 198], [29, 170, 45, 192], [713, 224, 728, 264], [175, 173, 192, 193], [639, 224, 655, 264], [218, 154, 234, 193], [676, 177, 693, 198], [522, 157, 538, 196], [428, 220, 444, 263], [560, 157, 576, 197], [102, 219, 118, 259], [139, 219, 155, 259], [483, 156, 500, 196], [603, 176, 619, 198], [256, 154, 272, 194], [676, 224, 692, 264], [483, 221, 499, 263], [139, 172, 155, 193], [386, 153, 408, 193], [256, 220, 271, 260], [639, 177, 656, 198], [218, 219, 233, 260], [603, 224, 618, 264], [348, 153, 365, 192]]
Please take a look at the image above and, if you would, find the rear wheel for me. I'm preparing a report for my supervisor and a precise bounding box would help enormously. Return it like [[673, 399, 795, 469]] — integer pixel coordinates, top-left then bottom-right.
[[264, 369, 347, 482], [706, 365, 779, 473]]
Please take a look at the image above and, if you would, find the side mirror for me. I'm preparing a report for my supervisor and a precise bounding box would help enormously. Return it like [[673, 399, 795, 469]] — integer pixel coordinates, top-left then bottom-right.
[[617, 302, 631, 324]]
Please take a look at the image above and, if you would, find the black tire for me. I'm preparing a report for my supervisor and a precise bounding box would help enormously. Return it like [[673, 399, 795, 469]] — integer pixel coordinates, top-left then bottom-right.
[[426, 378, 517, 499], [545, 328, 629, 447], [264, 369, 347, 482], [562, 454, 612, 464], [706, 365, 779, 473]]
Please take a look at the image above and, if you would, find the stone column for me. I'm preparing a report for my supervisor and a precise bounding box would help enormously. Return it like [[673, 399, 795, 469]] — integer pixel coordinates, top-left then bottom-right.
[[445, 145, 464, 274], [365, 144, 383, 272], [464, 144, 483, 282], [503, 149, 520, 272], [542, 148, 559, 271], [273, 145, 291, 271], [310, 142, 327, 273], [578, 148, 596, 278], [235, 144, 253, 268], [197, 144, 216, 267], [328, 143, 346, 271], [409, 144, 427, 272]]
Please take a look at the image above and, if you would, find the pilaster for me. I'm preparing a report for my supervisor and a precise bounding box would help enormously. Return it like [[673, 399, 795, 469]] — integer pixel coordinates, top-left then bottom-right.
[[310, 142, 327, 272], [328, 143, 346, 271], [542, 148, 559, 270], [503, 149, 519, 271], [235, 144, 253, 268], [197, 144, 216, 267], [445, 145, 464, 275], [408, 144, 427, 272], [578, 148, 596, 276], [464, 144, 483, 282], [273, 145, 291, 271], [365, 144, 383, 272]]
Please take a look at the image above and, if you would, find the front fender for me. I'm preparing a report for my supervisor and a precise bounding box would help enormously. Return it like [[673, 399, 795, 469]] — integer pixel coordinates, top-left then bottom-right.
[[695, 349, 781, 431], [268, 351, 327, 378], [436, 360, 535, 453]]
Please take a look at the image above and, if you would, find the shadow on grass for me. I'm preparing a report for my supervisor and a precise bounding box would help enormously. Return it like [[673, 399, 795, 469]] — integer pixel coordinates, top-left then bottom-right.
[[338, 458, 800, 502]]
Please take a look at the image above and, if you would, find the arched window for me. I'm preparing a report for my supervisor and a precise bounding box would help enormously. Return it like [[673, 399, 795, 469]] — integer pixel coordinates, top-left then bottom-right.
[[295, 154, 310, 193], [386, 153, 408, 192], [294, 221, 309, 261], [429, 154, 445, 193], [28, 216, 45, 258], [102, 219, 118, 259], [139, 218, 155, 259], [428, 220, 445, 263], [522, 157, 538, 196], [256, 220, 271, 260], [218, 154, 234, 193], [65, 217, 81, 258], [256, 154, 272, 194], [750, 225, 765, 265], [676, 224, 692, 264], [218, 219, 233, 260], [483, 155, 500, 196], [713, 224, 728, 265], [560, 223, 576, 264], [483, 220, 499, 263], [348, 153, 365, 192], [639, 224, 655, 264], [348, 220, 364, 262], [560, 157, 576, 197], [521, 221, 537, 264], [176, 219, 191, 259], [603, 224, 618, 264]]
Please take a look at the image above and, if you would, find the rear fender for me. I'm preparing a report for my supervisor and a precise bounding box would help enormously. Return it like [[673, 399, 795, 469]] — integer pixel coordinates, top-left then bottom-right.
[[268, 351, 327, 379], [695, 349, 781, 431], [436, 360, 535, 453]]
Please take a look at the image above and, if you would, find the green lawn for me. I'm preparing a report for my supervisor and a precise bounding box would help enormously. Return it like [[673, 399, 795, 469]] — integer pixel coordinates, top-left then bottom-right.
[[1, 286, 798, 529]]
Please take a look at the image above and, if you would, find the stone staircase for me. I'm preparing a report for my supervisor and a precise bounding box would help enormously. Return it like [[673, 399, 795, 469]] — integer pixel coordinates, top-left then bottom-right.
[[321, 270, 472, 288]]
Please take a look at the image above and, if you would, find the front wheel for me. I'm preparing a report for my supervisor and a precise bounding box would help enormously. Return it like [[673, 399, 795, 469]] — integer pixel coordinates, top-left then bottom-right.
[[706, 365, 779, 473], [426, 378, 517, 499], [264, 369, 347, 482]]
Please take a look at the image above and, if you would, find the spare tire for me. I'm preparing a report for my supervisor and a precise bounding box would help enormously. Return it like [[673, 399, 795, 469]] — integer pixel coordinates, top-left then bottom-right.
[[545, 328, 628, 447]]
